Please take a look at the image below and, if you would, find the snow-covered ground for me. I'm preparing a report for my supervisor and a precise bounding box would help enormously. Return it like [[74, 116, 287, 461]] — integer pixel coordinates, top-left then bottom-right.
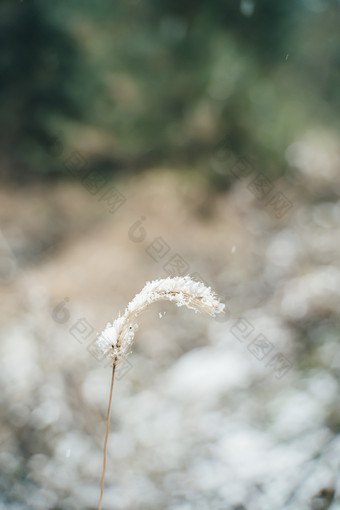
[[0, 169, 339, 509]]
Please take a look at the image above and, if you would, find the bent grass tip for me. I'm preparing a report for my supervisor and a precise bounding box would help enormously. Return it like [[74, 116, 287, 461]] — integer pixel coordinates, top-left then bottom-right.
[[96, 275, 225, 367]]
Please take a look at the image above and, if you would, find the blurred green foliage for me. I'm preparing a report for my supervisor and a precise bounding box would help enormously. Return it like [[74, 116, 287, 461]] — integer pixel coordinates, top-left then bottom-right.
[[0, 0, 339, 182]]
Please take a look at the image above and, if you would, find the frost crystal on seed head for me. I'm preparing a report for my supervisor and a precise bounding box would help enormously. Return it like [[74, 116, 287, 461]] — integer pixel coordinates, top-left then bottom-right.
[[96, 275, 225, 366]]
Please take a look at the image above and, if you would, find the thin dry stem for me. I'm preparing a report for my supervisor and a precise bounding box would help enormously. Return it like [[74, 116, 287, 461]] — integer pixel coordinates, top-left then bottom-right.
[[98, 363, 116, 510]]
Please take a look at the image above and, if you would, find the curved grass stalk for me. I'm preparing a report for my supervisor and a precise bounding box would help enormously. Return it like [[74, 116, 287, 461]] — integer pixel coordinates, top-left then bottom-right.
[[97, 276, 224, 510]]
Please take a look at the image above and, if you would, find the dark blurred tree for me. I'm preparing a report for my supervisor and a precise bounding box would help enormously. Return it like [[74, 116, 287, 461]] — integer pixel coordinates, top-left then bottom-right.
[[87, 0, 306, 164], [149, 0, 298, 63], [0, 0, 93, 180], [0, 0, 338, 182]]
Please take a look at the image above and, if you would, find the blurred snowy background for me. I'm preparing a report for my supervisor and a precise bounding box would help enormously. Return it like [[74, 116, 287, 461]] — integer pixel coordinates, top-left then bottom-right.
[[1, 1, 340, 509], [1, 166, 340, 509]]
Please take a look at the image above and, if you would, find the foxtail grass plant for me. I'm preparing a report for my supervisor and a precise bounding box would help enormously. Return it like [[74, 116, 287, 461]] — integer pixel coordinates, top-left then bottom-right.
[[96, 276, 224, 510]]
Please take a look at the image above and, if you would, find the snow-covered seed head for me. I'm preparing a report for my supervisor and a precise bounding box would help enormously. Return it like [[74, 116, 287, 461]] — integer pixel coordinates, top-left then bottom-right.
[[96, 276, 225, 366]]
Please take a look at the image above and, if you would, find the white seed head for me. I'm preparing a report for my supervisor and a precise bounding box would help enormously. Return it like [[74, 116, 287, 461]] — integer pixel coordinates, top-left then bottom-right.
[[96, 276, 225, 366]]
